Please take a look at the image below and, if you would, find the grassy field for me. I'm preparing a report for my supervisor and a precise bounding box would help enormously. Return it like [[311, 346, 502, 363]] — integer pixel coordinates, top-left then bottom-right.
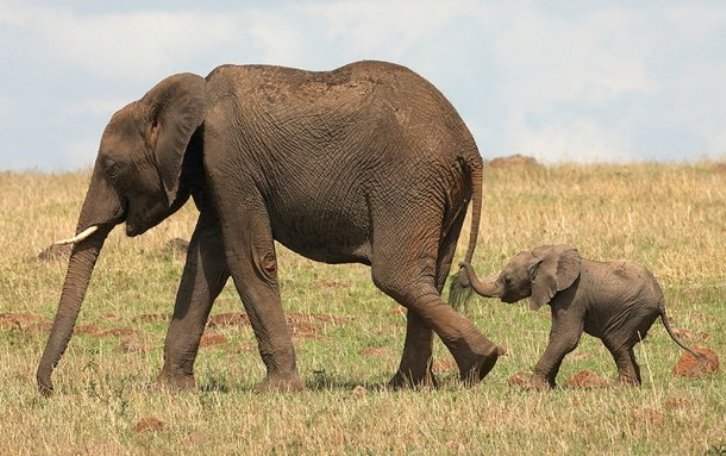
[[0, 162, 724, 454]]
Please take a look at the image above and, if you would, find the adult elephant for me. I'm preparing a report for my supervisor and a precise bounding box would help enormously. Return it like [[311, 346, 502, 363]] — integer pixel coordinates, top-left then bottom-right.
[[37, 60, 501, 395]]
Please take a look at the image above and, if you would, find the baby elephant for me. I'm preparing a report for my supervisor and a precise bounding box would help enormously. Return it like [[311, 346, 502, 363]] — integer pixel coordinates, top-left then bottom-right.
[[456, 245, 701, 389]]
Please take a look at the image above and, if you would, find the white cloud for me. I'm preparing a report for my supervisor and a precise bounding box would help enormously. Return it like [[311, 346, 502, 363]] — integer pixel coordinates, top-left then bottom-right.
[[5, 3, 238, 82], [304, 0, 483, 57]]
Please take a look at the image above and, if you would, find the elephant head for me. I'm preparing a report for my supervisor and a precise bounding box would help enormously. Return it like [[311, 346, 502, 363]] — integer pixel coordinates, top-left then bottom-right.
[[37, 73, 207, 395], [460, 245, 582, 310]]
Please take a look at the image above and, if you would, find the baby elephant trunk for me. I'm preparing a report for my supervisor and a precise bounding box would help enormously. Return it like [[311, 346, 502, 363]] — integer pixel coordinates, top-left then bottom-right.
[[449, 262, 502, 310], [459, 262, 502, 297]]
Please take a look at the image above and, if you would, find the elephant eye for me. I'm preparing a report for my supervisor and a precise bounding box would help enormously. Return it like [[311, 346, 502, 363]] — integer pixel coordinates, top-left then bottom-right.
[[104, 158, 121, 179]]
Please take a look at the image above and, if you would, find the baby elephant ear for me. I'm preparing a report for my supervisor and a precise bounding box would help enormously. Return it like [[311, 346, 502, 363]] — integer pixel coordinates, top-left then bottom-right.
[[530, 245, 582, 310]]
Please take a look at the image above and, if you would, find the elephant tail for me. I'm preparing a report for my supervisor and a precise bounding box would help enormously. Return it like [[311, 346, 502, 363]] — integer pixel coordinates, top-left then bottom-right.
[[449, 156, 483, 310], [659, 306, 704, 360]]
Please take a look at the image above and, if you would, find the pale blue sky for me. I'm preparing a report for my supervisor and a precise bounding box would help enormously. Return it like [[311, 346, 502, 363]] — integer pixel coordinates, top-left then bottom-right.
[[1, 0, 725, 171]]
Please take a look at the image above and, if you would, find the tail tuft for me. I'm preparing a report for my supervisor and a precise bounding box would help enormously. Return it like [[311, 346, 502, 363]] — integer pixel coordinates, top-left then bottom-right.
[[449, 268, 473, 311]]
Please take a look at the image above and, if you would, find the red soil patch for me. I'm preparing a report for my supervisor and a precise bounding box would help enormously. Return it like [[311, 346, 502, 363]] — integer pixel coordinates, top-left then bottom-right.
[[0, 312, 42, 330], [73, 325, 104, 336], [199, 331, 228, 347], [199, 331, 229, 347], [672, 346, 720, 377], [563, 369, 611, 389], [134, 416, 166, 433]]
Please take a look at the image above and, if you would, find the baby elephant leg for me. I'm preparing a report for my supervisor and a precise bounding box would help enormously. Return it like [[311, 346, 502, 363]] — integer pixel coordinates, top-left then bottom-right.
[[531, 321, 583, 388], [603, 338, 641, 386]]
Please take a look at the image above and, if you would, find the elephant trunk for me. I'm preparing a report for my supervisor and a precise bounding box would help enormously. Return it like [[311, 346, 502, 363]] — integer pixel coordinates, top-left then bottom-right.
[[460, 263, 503, 298], [37, 225, 112, 395]]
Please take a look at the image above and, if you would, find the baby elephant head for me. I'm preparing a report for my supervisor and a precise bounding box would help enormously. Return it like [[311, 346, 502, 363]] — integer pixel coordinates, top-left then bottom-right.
[[461, 245, 582, 310]]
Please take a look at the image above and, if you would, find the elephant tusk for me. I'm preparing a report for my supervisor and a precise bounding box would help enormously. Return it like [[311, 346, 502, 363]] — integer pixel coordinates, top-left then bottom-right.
[[54, 225, 100, 245]]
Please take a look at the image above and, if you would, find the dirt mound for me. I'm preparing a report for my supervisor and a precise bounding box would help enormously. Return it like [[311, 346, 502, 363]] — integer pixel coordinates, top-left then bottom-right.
[[487, 154, 541, 168], [200, 331, 228, 347], [134, 416, 166, 433], [672, 346, 720, 377], [563, 369, 611, 389], [0, 312, 42, 330]]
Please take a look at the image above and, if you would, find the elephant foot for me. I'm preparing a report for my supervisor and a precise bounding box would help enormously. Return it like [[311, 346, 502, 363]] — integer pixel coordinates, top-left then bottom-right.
[[156, 367, 196, 391], [388, 369, 438, 390], [254, 372, 305, 393], [617, 374, 641, 387], [521, 374, 554, 391], [458, 345, 503, 386]]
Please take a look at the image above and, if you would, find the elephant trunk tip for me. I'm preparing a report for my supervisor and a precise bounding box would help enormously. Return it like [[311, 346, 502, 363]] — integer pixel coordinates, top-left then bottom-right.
[[36, 369, 54, 397]]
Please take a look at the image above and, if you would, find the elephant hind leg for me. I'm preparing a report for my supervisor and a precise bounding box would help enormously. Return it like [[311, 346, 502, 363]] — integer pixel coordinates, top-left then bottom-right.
[[371, 227, 500, 385], [388, 204, 469, 389], [603, 339, 641, 386]]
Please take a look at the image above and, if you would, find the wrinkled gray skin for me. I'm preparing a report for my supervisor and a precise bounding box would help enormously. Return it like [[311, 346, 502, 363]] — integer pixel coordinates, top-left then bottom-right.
[[457, 245, 700, 389], [37, 61, 503, 395]]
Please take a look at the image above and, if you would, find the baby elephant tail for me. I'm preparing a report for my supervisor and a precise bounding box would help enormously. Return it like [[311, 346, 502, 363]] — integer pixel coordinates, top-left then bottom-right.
[[659, 306, 704, 360], [449, 267, 473, 311]]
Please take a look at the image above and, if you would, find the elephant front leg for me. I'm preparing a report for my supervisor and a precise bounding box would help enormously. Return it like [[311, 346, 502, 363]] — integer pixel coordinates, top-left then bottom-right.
[[157, 212, 230, 390], [220, 210, 303, 393], [530, 321, 583, 389], [389, 310, 437, 389]]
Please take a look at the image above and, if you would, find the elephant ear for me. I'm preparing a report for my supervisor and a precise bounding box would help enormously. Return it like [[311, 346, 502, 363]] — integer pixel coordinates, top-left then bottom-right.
[[142, 73, 206, 206], [529, 245, 582, 310]]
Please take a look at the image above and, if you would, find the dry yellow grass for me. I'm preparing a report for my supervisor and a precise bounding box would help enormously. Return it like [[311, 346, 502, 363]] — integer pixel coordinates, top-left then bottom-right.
[[0, 163, 724, 455]]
